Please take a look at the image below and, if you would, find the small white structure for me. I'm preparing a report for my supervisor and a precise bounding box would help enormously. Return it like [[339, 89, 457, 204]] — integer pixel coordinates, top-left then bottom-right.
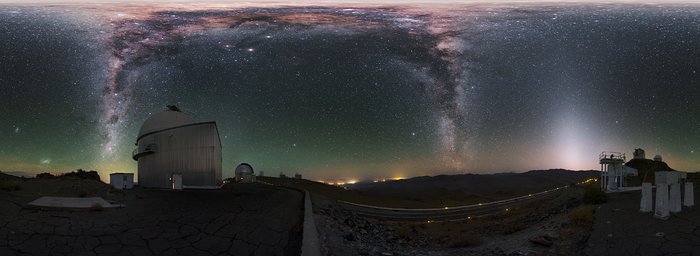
[[640, 183, 653, 212], [109, 173, 134, 190], [654, 155, 663, 162], [684, 182, 694, 207], [234, 163, 256, 183], [294, 173, 302, 179], [655, 183, 670, 219], [599, 151, 638, 191], [654, 171, 688, 218], [670, 183, 682, 213]]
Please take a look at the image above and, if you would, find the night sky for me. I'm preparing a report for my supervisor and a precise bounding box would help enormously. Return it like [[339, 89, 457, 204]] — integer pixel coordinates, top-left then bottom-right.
[[1, 1, 699, 182]]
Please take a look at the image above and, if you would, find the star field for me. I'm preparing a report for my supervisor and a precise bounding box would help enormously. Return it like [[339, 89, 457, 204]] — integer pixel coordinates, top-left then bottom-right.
[[0, 2, 699, 182]]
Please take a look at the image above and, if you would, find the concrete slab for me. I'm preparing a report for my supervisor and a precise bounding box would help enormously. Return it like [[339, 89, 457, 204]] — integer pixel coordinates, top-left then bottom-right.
[[27, 197, 123, 209]]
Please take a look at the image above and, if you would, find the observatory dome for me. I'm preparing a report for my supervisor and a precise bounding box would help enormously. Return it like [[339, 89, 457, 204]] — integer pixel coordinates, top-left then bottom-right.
[[138, 110, 194, 139], [654, 155, 663, 162], [235, 163, 254, 175]]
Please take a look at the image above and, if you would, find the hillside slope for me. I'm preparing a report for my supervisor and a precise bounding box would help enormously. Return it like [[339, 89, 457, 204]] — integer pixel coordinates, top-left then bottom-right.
[[349, 169, 599, 207]]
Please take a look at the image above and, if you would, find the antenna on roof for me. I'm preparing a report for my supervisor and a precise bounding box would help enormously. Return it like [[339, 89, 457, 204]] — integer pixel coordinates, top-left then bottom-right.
[[166, 105, 181, 112]]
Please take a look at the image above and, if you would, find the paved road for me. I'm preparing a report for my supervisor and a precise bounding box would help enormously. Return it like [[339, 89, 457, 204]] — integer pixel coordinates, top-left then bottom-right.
[[339, 186, 568, 221], [0, 184, 303, 256], [583, 188, 700, 256]]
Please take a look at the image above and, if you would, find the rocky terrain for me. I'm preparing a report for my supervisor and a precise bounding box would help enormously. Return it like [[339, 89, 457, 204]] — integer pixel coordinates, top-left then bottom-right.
[[311, 185, 595, 256]]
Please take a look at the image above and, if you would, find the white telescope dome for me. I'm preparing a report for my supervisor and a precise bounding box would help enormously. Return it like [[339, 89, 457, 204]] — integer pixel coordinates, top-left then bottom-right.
[[138, 110, 194, 139]]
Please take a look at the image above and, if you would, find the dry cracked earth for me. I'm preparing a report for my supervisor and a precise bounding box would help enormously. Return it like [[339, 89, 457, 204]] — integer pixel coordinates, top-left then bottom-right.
[[0, 184, 303, 256]]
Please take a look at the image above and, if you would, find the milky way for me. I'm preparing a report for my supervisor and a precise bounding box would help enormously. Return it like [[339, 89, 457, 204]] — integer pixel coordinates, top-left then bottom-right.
[[97, 7, 474, 165], [1, 2, 700, 181]]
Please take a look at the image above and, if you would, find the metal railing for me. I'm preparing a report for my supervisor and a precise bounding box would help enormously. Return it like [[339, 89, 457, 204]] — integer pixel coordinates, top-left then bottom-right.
[[600, 151, 625, 162], [338, 186, 570, 221]]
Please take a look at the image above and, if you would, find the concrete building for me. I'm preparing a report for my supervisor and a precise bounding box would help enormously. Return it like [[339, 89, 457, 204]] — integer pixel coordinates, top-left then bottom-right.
[[109, 173, 134, 190], [133, 106, 222, 189], [235, 163, 256, 183]]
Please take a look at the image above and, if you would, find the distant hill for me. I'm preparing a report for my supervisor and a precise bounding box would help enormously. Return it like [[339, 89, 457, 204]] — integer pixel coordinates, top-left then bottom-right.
[[347, 169, 599, 207], [0, 172, 20, 180], [0, 171, 33, 178]]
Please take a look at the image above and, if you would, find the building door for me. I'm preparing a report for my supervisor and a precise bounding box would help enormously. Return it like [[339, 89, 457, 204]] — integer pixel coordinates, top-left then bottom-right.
[[172, 173, 182, 190]]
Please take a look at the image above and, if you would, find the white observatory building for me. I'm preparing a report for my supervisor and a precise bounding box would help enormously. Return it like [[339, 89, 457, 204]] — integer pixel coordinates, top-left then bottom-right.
[[599, 151, 638, 191], [234, 163, 256, 183], [133, 106, 222, 189]]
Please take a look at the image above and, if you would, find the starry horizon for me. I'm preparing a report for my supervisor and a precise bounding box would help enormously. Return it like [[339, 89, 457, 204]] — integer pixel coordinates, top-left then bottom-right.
[[1, 1, 699, 182]]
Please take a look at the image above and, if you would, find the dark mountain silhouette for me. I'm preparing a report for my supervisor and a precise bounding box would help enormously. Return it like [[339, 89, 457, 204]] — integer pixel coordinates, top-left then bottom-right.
[[625, 158, 677, 184], [349, 169, 599, 206]]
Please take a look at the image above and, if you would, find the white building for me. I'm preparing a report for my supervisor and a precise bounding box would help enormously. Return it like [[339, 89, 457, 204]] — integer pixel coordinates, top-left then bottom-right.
[[600, 151, 638, 191], [133, 106, 222, 189], [109, 173, 134, 190], [234, 163, 256, 183]]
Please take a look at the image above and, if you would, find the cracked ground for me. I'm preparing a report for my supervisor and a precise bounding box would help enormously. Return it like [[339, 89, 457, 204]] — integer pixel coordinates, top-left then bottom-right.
[[0, 183, 303, 256]]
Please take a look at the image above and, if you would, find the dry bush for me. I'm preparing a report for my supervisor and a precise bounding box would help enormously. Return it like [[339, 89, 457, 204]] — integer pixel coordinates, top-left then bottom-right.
[[447, 233, 483, 248], [568, 205, 594, 226], [502, 220, 526, 235], [393, 223, 418, 239], [0, 181, 21, 191], [583, 186, 607, 204]]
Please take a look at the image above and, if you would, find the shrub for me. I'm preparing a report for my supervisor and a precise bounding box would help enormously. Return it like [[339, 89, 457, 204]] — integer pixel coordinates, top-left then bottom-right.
[[569, 205, 594, 226], [447, 233, 482, 247], [0, 181, 21, 191], [61, 169, 101, 181], [502, 221, 526, 235], [583, 186, 607, 204], [36, 172, 55, 179]]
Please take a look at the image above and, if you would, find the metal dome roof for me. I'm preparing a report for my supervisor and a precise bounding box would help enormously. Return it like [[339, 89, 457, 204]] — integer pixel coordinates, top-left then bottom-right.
[[235, 163, 254, 174], [138, 110, 194, 138]]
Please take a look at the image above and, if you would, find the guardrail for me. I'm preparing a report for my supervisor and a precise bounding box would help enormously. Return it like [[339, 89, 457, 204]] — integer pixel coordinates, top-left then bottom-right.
[[338, 186, 570, 221]]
